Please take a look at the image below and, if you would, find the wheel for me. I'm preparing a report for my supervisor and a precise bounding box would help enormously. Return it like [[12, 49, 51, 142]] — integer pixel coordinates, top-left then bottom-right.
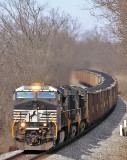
[[81, 122, 85, 132], [70, 125, 76, 138]]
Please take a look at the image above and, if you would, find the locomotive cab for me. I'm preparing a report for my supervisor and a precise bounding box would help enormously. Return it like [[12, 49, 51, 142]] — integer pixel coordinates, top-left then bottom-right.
[[13, 84, 59, 150]]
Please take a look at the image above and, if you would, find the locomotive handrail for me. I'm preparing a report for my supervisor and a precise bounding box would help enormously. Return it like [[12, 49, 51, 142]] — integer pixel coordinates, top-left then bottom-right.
[[65, 112, 71, 134], [12, 112, 20, 139], [78, 108, 81, 130], [49, 113, 57, 139], [62, 110, 71, 134]]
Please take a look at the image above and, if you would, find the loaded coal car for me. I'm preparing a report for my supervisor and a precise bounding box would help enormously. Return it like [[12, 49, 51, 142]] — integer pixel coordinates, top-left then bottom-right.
[[12, 70, 118, 150], [71, 70, 118, 124]]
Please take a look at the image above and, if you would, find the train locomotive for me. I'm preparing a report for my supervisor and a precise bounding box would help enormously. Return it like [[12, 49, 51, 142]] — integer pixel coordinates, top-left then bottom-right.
[[12, 70, 118, 150]]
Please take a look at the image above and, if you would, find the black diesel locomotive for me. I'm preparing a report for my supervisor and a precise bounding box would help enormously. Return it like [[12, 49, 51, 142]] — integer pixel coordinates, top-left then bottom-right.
[[12, 70, 118, 150]]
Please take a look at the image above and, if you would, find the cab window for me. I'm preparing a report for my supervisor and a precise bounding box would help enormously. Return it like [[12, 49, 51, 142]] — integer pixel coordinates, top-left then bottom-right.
[[16, 92, 35, 99], [37, 92, 56, 99]]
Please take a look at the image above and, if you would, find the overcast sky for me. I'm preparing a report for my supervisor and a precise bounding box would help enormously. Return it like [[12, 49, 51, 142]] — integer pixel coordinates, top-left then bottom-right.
[[40, 0, 102, 32], [0, 0, 103, 32]]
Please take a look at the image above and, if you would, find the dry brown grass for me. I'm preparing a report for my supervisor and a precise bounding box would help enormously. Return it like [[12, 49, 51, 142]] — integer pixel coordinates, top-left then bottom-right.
[[115, 138, 127, 160]]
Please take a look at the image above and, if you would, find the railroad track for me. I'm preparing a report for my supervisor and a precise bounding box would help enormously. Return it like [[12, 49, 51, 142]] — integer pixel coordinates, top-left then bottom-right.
[[6, 151, 50, 160], [7, 104, 116, 160]]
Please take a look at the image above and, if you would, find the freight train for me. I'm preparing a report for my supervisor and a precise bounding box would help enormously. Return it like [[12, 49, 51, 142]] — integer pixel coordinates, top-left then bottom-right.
[[12, 69, 118, 150]]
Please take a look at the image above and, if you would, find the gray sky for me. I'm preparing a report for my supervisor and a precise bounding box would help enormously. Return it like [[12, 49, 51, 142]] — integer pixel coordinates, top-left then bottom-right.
[[0, 0, 103, 32], [40, 0, 102, 32]]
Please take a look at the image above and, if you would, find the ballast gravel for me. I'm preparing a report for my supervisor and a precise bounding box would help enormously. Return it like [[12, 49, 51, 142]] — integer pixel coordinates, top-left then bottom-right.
[[45, 96, 127, 160], [0, 150, 23, 160]]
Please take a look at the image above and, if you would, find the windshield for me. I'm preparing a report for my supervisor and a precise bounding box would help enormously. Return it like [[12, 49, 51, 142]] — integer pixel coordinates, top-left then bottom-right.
[[37, 92, 56, 99], [16, 92, 35, 99]]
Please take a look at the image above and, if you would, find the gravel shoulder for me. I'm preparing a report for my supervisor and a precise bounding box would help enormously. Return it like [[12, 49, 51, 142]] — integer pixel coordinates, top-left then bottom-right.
[[45, 96, 127, 160]]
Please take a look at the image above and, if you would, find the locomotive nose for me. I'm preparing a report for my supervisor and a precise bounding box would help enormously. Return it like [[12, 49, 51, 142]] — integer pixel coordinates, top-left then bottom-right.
[[30, 131, 39, 145], [31, 137, 38, 144]]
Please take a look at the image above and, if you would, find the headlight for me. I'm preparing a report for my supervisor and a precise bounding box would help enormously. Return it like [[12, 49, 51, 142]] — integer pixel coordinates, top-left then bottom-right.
[[21, 122, 26, 127], [43, 122, 47, 127], [32, 86, 41, 91]]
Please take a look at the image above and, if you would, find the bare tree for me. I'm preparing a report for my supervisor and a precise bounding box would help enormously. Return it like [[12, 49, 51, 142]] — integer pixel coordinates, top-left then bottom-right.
[[84, 0, 127, 52]]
